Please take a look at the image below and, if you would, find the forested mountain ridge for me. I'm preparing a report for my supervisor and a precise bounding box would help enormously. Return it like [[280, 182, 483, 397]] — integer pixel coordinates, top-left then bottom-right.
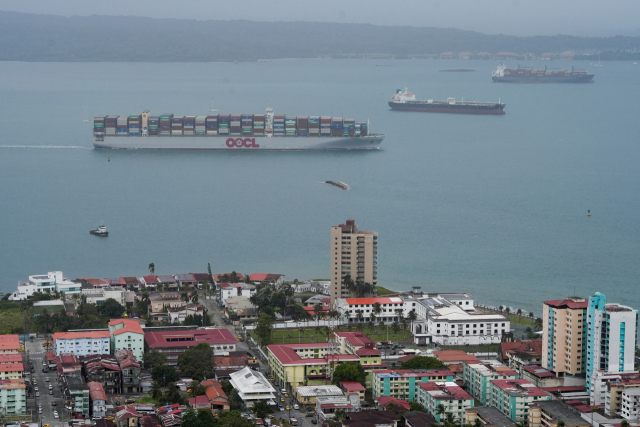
[[1, 11, 638, 62]]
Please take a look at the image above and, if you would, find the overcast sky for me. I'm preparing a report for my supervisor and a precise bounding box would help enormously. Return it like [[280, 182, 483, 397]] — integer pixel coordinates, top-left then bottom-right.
[[1, 0, 639, 37]]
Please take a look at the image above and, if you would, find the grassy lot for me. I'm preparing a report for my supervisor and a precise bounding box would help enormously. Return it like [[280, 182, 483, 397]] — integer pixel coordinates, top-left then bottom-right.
[[0, 306, 29, 334], [33, 304, 66, 315], [271, 325, 412, 344], [376, 286, 399, 296], [508, 315, 537, 326]]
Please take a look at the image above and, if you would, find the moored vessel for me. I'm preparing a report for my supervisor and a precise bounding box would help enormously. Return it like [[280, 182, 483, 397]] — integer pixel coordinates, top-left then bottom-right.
[[93, 108, 384, 150], [320, 180, 351, 190], [492, 64, 594, 83], [388, 88, 505, 115], [90, 225, 108, 236]]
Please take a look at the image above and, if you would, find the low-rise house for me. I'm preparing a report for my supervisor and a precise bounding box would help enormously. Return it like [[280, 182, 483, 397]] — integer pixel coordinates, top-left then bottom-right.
[[140, 276, 159, 290], [417, 382, 474, 423], [465, 406, 515, 427], [53, 331, 111, 356], [229, 367, 276, 407], [8, 271, 81, 301], [167, 304, 204, 324], [87, 381, 108, 418], [0, 335, 21, 356], [212, 351, 249, 371], [188, 395, 211, 410], [403, 412, 440, 427], [499, 340, 542, 372], [82, 286, 127, 307], [339, 381, 365, 402], [375, 396, 411, 412], [204, 381, 229, 413], [109, 319, 145, 360], [55, 353, 83, 378], [343, 410, 397, 427], [528, 400, 590, 427], [488, 379, 551, 423], [316, 395, 361, 423], [294, 385, 343, 405], [77, 278, 109, 288], [148, 293, 185, 313], [0, 363, 24, 380], [115, 405, 140, 427], [304, 295, 331, 307], [82, 354, 121, 395], [249, 273, 284, 288]]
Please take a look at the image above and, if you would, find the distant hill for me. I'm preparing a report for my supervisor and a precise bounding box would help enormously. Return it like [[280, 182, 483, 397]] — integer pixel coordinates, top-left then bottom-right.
[[1, 11, 639, 62]]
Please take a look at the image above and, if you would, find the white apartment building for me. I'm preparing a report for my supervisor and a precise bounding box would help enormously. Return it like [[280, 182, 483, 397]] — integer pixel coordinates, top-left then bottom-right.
[[229, 367, 276, 407], [52, 331, 111, 356], [621, 388, 640, 421], [412, 296, 509, 345], [8, 271, 82, 301], [217, 283, 256, 303], [587, 292, 638, 398], [335, 297, 416, 324]]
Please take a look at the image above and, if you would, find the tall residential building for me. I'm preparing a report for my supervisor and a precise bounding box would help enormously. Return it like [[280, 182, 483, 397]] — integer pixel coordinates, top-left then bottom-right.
[[330, 219, 378, 304], [586, 292, 638, 395], [541, 297, 588, 377]]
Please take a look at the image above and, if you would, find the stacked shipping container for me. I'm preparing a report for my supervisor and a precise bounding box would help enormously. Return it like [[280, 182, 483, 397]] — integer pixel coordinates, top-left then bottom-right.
[[148, 116, 159, 136], [320, 116, 331, 136], [159, 114, 173, 136], [195, 116, 206, 135], [94, 117, 105, 136], [241, 114, 253, 136], [273, 115, 285, 136], [218, 114, 230, 135], [285, 116, 296, 136], [116, 116, 128, 136], [206, 115, 218, 135], [128, 115, 141, 136], [331, 117, 343, 137], [308, 116, 320, 136], [171, 116, 183, 136], [296, 117, 308, 137], [183, 116, 196, 136], [253, 114, 265, 135], [230, 115, 241, 136]]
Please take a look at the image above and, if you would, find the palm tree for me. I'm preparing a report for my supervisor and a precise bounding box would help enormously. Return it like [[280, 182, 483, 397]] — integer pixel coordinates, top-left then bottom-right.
[[356, 322, 364, 332], [504, 307, 511, 315], [498, 305, 504, 311], [191, 293, 199, 304], [525, 327, 534, 339], [534, 317, 543, 330], [407, 311, 418, 332], [372, 302, 382, 319], [516, 308, 522, 316], [445, 412, 455, 427], [181, 292, 189, 303], [355, 309, 364, 324], [150, 381, 163, 400], [298, 327, 305, 343], [391, 322, 400, 337], [394, 308, 404, 323], [148, 263, 155, 275], [436, 405, 446, 422], [529, 311, 535, 320]]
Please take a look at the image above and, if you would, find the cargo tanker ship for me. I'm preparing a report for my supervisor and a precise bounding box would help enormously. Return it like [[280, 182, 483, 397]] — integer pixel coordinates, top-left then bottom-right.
[[93, 108, 384, 150], [492, 64, 594, 83], [388, 88, 505, 115]]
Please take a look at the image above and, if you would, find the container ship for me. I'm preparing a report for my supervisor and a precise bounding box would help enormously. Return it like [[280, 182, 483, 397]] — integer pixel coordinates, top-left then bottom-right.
[[492, 64, 594, 83], [388, 88, 505, 115], [93, 108, 384, 150]]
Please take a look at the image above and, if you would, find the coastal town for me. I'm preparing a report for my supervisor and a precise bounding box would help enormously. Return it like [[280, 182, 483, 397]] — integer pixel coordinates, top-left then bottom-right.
[[0, 219, 638, 427]]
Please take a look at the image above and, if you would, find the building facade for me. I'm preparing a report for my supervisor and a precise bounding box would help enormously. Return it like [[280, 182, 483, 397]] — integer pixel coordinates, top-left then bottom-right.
[[330, 219, 378, 304], [53, 331, 111, 356], [8, 271, 82, 301], [108, 319, 145, 360], [144, 328, 238, 365], [0, 379, 26, 417], [416, 382, 474, 423], [373, 369, 455, 401], [488, 379, 551, 423], [542, 297, 588, 377], [229, 367, 276, 407], [586, 292, 638, 396], [463, 360, 519, 405]]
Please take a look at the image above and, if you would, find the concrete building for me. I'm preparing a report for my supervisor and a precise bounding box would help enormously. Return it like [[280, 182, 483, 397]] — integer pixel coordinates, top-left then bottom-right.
[[144, 328, 238, 365], [339, 381, 366, 402], [8, 271, 82, 301], [0, 363, 24, 380], [148, 293, 185, 313], [229, 367, 276, 407], [82, 354, 122, 395], [621, 388, 640, 421], [64, 376, 90, 418], [527, 400, 590, 427], [466, 406, 516, 427], [542, 297, 588, 377], [167, 304, 204, 324], [330, 219, 378, 304], [520, 365, 565, 389], [316, 395, 361, 423], [463, 360, 519, 405], [372, 369, 455, 401], [488, 379, 551, 423], [294, 385, 343, 405], [437, 293, 475, 311], [83, 286, 127, 307], [249, 273, 285, 288], [416, 381, 474, 423], [0, 336, 21, 356], [403, 411, 439, 427], [87, 381, 108, 418], [335, 297, 411, 324], [412, 296, 509, 346], [593, 371, 640, 416], [108, 319, 145, 360], [586, 293, 638, 397], [53, 331, 111, 356], [115, 349, 141, 394], [0, 379, 26, 417]]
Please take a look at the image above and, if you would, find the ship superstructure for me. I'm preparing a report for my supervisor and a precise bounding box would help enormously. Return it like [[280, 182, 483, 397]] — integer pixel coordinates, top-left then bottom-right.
[[492, 64, 594, 83]]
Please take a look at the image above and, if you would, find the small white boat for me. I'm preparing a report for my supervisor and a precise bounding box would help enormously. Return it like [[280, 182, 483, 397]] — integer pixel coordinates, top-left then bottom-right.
[[90, 225, 108, 237], [320, 180, 351, 190]]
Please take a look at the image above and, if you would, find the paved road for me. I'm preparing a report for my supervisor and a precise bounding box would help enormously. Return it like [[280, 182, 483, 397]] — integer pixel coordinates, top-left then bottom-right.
[[25, 338, 67, 427]]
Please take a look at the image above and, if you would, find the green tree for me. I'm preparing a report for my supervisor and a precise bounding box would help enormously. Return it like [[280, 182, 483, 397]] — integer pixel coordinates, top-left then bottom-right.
[[391, 321, 401, 336], [400, 356, 447, 370], [620, 421, 628, 427], [177, 343, 214, 381], [252, 400, 273, 419], [148, 263, 155, 274], [98, 298, 125, 317], [196, 409, 217, 427], [143, 350, 167, 369], [152, 364, 179, 386], [188, 380, 207, 398], [255, 313, 274, 347], [181, 409, 198, 427], [150, 381, 163, 400], [409, 401, 428, 412], [557, 422, 565, 427], [217, 410, 254, 427], [184, 314, 205, 327], [332, 362, 366, 386], [161, 382, 184, 404]]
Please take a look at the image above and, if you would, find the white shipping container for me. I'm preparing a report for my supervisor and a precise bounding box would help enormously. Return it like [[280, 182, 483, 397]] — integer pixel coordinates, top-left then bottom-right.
[[206, 130, 218, 135]]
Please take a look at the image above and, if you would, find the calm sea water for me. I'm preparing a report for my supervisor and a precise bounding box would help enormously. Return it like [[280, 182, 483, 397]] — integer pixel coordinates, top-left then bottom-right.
[[1, 59, 639, 316]]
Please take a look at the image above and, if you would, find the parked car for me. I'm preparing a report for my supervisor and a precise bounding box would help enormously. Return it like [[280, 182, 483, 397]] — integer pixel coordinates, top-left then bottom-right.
[[52, 402, 57, 406], [311, 420, 318, 424], [293, 404, 299, 410], [49, 390, 53, 395], [36, 392, 40, 397]]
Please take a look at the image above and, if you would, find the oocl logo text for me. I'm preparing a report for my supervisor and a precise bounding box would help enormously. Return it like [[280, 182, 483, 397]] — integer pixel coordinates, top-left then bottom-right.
[[226, 138, 260, 148]]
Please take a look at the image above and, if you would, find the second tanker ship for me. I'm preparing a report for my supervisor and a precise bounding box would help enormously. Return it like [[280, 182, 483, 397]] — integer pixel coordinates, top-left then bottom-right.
[[93, 108, 384, 150], [388, 88, 505, 115], [492, 64, 594, 83]]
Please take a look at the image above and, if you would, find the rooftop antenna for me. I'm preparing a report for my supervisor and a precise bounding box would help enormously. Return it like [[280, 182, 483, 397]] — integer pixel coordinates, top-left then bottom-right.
[[210, 98, 218, 112]]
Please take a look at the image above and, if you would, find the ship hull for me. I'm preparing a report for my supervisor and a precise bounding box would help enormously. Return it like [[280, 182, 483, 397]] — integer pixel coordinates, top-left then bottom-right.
[[93, 135, 385, 150], [492, 74, 594, 83], [388, 101, 505, 115]]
